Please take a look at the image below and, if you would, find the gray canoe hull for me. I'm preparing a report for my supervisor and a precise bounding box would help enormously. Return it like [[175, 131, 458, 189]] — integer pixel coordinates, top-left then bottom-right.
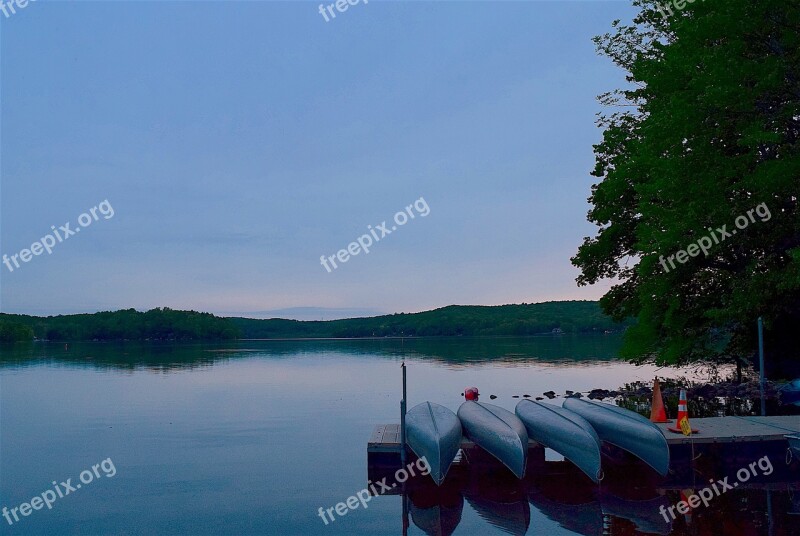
[[457, 401, 528, 479], [515, 399, 603, 482], [405, 402, 462, 486], [563, 397, 670, 476]]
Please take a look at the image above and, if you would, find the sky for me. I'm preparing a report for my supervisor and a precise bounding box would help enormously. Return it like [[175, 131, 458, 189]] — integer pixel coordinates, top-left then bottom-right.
[[0, 0, 635, 319]]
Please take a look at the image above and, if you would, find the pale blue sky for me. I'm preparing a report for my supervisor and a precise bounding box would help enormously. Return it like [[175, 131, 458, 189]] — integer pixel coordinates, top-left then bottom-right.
[[1, 1, 633, 318]]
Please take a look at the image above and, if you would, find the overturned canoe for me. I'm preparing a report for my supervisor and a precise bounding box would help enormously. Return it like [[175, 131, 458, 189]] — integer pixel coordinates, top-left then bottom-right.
[[563, 397, 670, 476], [405, 402, 462, 486], [515, 399, 602, 482], [457, 401, 528, 479]]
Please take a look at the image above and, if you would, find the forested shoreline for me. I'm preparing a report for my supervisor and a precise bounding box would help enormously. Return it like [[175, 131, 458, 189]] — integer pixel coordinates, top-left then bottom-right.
[[0, 301, 629, 342]]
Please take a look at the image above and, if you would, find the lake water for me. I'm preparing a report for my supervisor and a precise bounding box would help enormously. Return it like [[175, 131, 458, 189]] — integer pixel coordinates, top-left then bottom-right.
[[1, 336, 796, 535]]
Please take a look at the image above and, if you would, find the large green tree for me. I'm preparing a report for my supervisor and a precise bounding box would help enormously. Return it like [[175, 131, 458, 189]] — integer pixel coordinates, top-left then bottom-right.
[[573, 0, 800, 376]]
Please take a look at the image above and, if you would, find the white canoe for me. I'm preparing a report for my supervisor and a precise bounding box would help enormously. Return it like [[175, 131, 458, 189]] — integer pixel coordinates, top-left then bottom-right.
[[457, 401, 528, 479], [405, 402, 462, 486], [563, 397, 670, 476], [516, 399, 603, 482]]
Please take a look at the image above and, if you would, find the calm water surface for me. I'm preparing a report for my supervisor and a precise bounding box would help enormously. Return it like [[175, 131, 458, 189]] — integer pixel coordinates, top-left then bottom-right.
[[1, 336, 796, 535]]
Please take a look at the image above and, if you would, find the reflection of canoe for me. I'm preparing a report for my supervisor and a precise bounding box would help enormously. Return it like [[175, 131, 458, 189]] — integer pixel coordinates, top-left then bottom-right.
[[465, 474, 530, 536], [527, 489, 602, 536], [406, 402, 462, 486], [515, 400, 602, 482], [457, 402, 528, 478], [787, 434, 800, 459], [408, 488, 464, 536], [465, 493, 530, 536], [600, 493, 672, 535], [563, 398, 670, 476]]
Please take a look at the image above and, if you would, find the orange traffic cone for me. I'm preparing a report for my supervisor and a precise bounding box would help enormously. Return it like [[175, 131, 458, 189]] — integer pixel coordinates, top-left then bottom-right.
[[650, 378, 671, 423], [668, 389, 698, 434]]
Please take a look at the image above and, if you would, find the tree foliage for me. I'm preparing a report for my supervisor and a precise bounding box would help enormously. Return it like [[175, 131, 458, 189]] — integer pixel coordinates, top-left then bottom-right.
[[0, 320, 35, 342], [1, 308, 240, 341], [231, 301, 630, 339], [572, 0, 800, 375], [0, 302, 627, 342]]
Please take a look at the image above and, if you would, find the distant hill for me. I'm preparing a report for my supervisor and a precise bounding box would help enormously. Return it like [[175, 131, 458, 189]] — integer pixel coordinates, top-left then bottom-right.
[[0, 308, 239, 342], [0, 301, 630, 342], [230, 301, 629, 339]]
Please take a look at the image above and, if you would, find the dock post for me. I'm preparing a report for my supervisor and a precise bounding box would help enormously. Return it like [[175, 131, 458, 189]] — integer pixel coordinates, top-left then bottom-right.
[[400, 361, 407, 466], [758, 317, 766, 416]]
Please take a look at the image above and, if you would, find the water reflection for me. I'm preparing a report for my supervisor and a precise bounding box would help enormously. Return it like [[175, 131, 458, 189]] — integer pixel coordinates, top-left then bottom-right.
[[599, 493, 672, 535], [406, 485, 464, 536], [527, 486, 602, 535], [464, 469, 531, 535], [2, 340, 797, 534], [389, 459, 799, 535], [0, 335, 624, 371]]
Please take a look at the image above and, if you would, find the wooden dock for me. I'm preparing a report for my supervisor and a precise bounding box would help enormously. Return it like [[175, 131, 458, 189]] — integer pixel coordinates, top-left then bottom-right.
[[654, 415, 800, 444], [368, 423, 402, 453], [367, 416, 800, 475], [370, 416, 799, 454], [367, 417, 800, 498]]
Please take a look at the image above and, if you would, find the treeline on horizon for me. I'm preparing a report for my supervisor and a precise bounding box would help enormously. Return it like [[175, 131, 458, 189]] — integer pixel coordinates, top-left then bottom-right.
[[231, 301, 630, 338], [0, 301, 630, 342], [0, 308, 239, 342]]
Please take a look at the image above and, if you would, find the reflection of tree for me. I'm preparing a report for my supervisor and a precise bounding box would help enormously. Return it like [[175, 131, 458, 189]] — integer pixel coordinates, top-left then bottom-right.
[[0, 334, 624, 371]]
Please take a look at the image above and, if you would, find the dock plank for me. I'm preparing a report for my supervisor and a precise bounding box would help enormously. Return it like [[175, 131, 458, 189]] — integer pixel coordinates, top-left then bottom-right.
[[739, 415, 800, 433], [368, 425, 385, 444]]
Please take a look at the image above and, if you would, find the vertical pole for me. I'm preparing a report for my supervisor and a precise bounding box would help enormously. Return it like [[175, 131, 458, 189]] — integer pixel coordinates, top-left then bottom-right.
[[400, 362, 408, 535], [400, 361, 407, 466], [401, 487, 409, 536], [766, 489, 774, 536], [758, 317, 766, 416]]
